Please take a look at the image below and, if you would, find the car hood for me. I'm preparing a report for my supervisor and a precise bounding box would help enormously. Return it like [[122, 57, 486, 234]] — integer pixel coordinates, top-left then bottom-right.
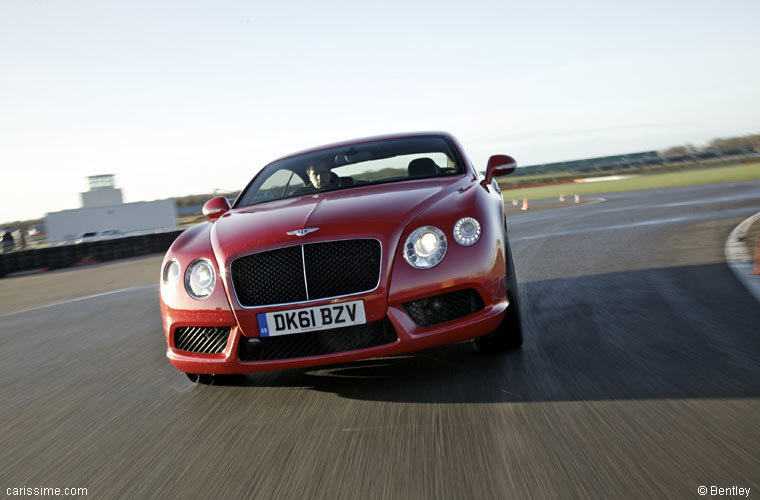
[[209, 177, 467, 264]]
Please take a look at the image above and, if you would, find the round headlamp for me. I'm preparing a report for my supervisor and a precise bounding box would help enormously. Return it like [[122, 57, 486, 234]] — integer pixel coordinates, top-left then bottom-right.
[[403, 226, 447, 269], [453, 217, 481, 246], [162, 259, 180, 286], [185, 259, 216, 299]]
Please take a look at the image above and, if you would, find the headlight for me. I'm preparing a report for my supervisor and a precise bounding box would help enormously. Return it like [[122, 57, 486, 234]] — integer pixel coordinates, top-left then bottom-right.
[[163, 259, 180, 286], [453, 217, 481, 246], [185, 259, 216, 299], [403, 226, 447, 269]]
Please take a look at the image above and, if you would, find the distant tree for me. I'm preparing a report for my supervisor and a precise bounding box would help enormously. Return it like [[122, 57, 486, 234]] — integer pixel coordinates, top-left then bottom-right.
[[661, 133, 760, 156], [660, 144, 699, 156], [706, 134, 760, 151], [0, 218, 43, 234]]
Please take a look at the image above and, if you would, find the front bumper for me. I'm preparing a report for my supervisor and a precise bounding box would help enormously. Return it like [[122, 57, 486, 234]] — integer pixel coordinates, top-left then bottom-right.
[[164, 280, 509, 375]]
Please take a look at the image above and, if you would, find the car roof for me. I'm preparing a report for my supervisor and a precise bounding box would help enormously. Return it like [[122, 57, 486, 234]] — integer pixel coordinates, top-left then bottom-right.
[[270, 131, 458, 164]]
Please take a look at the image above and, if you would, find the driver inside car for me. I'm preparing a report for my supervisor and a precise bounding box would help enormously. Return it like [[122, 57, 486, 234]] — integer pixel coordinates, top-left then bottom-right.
[[305, 161, 340, 191]]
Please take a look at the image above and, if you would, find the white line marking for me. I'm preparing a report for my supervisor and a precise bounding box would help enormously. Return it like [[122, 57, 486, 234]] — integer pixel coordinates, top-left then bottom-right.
[[0, 284, 158, 319], [576, 175, 637, 183], [589, 193, 760, 215], [513, 206, 760, 241]]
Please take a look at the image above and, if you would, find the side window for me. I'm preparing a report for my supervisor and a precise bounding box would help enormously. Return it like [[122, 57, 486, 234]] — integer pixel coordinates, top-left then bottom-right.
[[251, 169, 303, 202]]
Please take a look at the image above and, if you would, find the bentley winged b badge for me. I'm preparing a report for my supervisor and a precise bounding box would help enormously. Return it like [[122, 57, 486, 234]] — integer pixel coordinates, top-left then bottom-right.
[[287, 228, 320, 237]]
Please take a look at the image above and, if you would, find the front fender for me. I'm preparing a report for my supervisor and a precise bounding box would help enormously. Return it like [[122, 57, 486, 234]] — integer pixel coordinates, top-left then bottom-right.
[[387, 182, 507, 306], [159, 223, 236, 342]]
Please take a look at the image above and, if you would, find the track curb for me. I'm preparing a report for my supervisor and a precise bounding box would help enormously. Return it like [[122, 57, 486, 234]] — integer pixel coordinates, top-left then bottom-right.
[[724, 211, 760, 303]]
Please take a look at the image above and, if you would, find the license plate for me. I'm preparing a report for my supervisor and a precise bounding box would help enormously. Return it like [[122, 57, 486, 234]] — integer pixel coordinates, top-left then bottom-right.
[[257, 300, 366, 337]]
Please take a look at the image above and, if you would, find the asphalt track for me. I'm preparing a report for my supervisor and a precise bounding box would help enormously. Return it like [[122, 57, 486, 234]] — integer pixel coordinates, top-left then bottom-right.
[[1, 181, 759, 499]]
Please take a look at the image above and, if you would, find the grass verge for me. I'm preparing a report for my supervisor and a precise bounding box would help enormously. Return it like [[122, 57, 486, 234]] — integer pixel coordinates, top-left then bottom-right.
[[502, 162, 760, 201]]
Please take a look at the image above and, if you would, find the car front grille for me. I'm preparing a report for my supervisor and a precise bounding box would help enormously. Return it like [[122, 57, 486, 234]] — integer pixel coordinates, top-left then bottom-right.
[[174, 326, 231, 354], [402, 289, 485, 327], [231, 239, 381, 307], [238, 317, 397, 361]]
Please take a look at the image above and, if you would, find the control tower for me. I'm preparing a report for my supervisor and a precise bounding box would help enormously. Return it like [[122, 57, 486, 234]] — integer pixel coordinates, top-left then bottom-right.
[[80, 174, 123, 208]]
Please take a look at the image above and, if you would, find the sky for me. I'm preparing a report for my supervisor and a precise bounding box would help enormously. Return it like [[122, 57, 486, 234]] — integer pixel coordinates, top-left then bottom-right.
[[1, 0, 759, 222]]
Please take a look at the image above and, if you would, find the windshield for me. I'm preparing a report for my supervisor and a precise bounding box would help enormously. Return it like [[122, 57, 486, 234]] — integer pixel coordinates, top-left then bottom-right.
[[236, 136, 464, 208]]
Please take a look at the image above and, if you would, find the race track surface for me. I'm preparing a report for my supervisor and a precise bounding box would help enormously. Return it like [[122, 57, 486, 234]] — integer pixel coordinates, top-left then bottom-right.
[[1, 181, 759, 499]]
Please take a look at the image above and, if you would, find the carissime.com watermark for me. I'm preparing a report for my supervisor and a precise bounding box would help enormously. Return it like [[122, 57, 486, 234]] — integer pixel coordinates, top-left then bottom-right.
[[697, 485, 750, 497], [6, 486, 88, 496]]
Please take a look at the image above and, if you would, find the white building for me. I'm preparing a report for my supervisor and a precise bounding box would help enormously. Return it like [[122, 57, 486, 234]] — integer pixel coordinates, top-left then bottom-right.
[[45, 175, 178, 243]]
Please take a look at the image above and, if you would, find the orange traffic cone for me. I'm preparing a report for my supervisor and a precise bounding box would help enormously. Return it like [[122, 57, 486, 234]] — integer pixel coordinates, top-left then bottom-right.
[[574, 194, 580, 204], [753, 234, 760, 275], [559, 194, 565, 202], [521, 198, 529, 211], [512, 199, 518, 206]]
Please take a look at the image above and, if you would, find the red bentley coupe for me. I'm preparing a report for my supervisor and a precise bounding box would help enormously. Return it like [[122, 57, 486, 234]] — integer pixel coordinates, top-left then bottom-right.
[[160, 132, 523, 383]]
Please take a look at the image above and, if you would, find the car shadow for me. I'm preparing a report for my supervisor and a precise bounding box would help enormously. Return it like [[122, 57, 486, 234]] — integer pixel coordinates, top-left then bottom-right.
[[206, 262, 760, 403]]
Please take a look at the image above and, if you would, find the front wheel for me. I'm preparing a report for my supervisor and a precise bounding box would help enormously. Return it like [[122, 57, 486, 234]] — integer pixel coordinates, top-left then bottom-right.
[[474, 239, 523, 352]]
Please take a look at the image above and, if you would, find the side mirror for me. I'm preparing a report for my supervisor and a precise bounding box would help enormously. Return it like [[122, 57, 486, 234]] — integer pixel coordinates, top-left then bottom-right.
[[202, 196, 231, 221], [484, 155, 517, 185]]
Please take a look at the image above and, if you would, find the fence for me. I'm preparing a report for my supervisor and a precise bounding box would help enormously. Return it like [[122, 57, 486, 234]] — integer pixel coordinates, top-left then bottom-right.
[[0, 230, 183, 278]]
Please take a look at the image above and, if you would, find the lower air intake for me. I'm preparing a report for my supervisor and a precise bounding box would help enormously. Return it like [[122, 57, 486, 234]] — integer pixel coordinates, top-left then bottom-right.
[[402, 289, 485, 327], [239, 318, 397, 361], [174, 326, 231, 354]]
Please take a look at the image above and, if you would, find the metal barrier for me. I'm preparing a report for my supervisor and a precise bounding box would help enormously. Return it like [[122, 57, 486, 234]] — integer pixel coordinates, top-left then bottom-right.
[[0, 230, 183, 278]]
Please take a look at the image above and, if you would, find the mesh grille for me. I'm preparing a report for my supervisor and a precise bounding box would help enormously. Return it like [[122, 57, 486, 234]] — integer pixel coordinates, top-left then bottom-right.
[[231, 245, 306, 306], [174, 326, 231, 354], [304, 239, 381, 300], [402, 289, 485, 327], [231, 239, 381, 307], [239, 317, 397, 361]]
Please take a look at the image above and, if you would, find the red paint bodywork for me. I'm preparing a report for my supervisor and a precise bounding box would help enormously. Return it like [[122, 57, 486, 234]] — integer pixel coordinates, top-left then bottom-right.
[[160, 132, 515, 374]]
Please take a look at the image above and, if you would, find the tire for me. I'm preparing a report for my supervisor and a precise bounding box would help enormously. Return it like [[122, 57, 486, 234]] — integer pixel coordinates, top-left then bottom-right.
[[186, 373, 215, 385], [474, 237, 523, 352]]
